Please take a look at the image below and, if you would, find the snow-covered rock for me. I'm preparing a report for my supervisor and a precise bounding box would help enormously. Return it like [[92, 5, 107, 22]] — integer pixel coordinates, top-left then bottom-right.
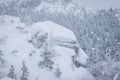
[[0, 15, 93, 80]]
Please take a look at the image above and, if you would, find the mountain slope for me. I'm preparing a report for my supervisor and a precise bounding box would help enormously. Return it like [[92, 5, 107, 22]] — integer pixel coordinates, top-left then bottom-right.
[[0, 15, 93, 80]]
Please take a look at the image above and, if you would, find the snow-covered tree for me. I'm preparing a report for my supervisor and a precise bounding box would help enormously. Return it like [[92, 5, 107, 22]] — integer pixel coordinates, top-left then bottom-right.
[[8, 65, 17, 80], [29, 31, 48, 49], [0, 50, 5, 80], [39, 37, 54, 70], [39, 44, 54, 70], [20, 61, 29, 80], [0, 50, 4, 65], [54, 67, 62, 78]]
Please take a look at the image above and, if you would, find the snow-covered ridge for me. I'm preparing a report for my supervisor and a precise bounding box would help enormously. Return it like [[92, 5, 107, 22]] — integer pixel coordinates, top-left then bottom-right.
[[0, 16, 93, 80]]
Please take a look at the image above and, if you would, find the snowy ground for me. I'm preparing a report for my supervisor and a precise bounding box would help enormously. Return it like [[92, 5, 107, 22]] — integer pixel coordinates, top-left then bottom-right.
[[0, 15, 94, 80]]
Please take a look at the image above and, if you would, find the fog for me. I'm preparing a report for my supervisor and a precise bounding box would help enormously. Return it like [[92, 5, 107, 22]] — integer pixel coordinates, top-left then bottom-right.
[[73, 0, 120, 10]]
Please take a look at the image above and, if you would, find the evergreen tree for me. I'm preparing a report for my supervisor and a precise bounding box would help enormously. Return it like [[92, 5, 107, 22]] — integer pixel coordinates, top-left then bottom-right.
[[39, 40, 54, 70], [0, 50, 4, 65], [54, 67, 62, 78], [8, 65, 17, 80], [20, 61, 29, 80]]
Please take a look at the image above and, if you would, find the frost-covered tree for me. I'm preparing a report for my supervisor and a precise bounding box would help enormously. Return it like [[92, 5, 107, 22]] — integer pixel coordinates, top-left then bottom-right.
[[82, 9, 120, 80], [0, 50, 4, 65], [20, 61, 29, 80], [29, 31, 48, 49], [29, 31, 54, 70], [39, 35, 54, 70], [39, 43, 54, 70], [54, 67, 62, 78], [8, 65, 17, 80], [0, 50, 5, 80]]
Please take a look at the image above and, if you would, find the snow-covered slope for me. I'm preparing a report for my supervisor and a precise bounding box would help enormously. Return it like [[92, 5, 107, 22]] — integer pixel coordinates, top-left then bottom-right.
[[0, 15, 93, 80]]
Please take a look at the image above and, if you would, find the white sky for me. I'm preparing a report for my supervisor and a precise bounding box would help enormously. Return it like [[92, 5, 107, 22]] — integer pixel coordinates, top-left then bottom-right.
[[73, 0, 120, 10]]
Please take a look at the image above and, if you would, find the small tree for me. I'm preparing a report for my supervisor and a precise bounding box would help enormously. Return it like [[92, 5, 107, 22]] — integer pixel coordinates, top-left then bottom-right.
[[8, 65, 17, 80], [29, 31, 48, 49], [0, 50, 4, 65], [0, 18, 5, 24], [54, 67, 62, 78], [20, 61, 29, 80], [39, 43, 54, 70]]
